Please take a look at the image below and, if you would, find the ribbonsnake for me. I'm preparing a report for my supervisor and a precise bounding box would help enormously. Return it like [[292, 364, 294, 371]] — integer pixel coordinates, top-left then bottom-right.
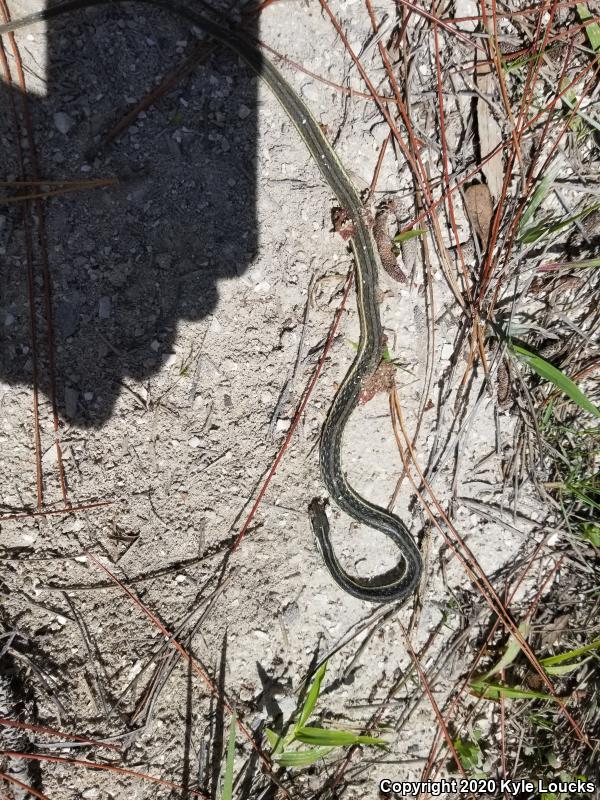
[[0, 0, 423, 603]]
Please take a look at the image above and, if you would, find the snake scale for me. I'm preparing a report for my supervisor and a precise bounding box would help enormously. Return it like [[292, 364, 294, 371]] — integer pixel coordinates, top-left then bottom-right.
[[0, 0, 422, 603]]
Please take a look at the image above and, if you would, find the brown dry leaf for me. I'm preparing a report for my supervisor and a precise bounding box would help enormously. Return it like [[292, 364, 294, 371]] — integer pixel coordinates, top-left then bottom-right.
[[476, 62, 504, 201], [331, 207, 354, 241], [359, 361, 396, 404], [464, 183, 494, 248]]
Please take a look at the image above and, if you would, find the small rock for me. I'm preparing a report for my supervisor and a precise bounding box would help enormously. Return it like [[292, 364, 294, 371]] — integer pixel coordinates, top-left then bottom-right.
[[209, 316, 223, 334], [283, 601, 300, 622], [222, 358, 238, 373], [55, 299, 79, 337], [98, 296, 111, 319], [53, 111, 74, 134], [65, 387, 79, 417], [155, 253, 172, 270], [188, 436, 201, 448], [278, 695, 297, 718], [42, 446, 58, 467], [238, 104, 251, 119], [126, 661, 144, 682]]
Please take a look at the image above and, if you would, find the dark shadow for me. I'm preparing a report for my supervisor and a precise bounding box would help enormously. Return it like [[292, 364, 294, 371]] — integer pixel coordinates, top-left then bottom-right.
[[0, 0, 257, 426], [255, 660, 287, 723], [0, 629, 45, 795]]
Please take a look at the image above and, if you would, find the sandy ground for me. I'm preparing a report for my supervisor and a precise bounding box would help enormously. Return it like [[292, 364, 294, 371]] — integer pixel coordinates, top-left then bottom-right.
[[0, 1, 546, 798]]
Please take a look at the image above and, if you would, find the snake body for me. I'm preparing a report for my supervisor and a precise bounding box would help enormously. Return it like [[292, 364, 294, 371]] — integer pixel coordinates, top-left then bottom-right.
[[0, 0, 422, 602]]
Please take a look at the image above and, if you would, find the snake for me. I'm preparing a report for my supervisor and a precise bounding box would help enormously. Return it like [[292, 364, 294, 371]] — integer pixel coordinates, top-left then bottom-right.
[[0, 0, 423, 603]]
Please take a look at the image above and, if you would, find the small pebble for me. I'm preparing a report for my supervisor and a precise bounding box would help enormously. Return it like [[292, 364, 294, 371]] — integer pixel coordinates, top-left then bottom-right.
[[65, 387, 79, 417], [42, 447, 58, 467], [278, 696, 297, 718], [53, 111, 74, 134], [98, 296, 111, 319]]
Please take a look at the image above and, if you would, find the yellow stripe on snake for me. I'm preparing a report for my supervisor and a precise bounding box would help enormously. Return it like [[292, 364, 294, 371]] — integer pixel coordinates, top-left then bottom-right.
[[0, 0, 422, 602]]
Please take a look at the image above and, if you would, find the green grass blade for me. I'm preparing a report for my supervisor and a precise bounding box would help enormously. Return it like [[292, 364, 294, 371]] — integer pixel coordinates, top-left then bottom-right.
[[265, 728, 294, 756], [539, 257, 600, 271], [273, 747, 334, 768], [503, 47, 546, 74], [543, 659, 591, 676], [264, 728, 279, 750], [471, 679, 555, 702], [296, 662, 327, 731], [581, 523, 600, 546], [454, 735, 482, 772], [519, 174, 553, 232], [577, 4, 600, 52], [295, 726, 388, 749], [519, 203, 599, 244], [510, 343, 600, 418], [393, 228, 426, 243], [560, 92, 600, 135], [221, 712, 237, 800], [482, 621, 530, 679], [565, 484, 600, 511], [539, 638, 600, 666]]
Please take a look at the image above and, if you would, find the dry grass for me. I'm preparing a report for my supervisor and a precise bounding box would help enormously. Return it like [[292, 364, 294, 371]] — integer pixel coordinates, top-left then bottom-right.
[[1, 0, 599, 798]]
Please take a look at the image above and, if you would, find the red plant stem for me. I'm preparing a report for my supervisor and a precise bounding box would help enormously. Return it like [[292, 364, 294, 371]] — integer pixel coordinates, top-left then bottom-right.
[[232, 270, 354, 551], [1, 753, 208, 798], [0, 0, 69, 505], [86, 553, 290, 798], [0, 771, 52, 800], [0, 500, 112, 522], [0, 718, 120, 752]]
